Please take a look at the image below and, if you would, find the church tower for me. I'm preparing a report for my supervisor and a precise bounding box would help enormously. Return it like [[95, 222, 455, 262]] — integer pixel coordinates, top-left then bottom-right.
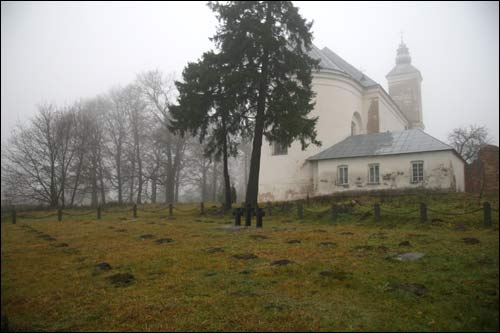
[[386, 39, 424, 129]]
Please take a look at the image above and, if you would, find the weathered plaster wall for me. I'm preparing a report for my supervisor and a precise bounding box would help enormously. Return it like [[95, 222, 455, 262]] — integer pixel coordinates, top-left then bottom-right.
[[258, 72, 411, 202], [312, 150, 465, 195], [465, 145, 499, 193]]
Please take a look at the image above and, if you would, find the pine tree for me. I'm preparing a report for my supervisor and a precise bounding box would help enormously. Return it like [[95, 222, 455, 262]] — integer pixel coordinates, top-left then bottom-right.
[[209, 1, 321, 206]]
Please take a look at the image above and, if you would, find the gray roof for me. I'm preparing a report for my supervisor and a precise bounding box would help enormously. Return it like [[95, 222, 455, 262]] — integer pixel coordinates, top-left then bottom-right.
[[308, 45, 378, 88], [308, 129, 455, 161]]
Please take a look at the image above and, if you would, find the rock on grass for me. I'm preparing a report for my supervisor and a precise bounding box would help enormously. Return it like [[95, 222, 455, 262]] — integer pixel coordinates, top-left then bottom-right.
[[319, 269, 350, 280], [53, 242, 69, 248], [204, 247, 225, 254], [286, 239, 301, 244], [95, 263, 112, 271], [107, 273, 135, 287], [398, 241, 411, 247], [139, 234, 155, 240], [249, 235, 268, 240]]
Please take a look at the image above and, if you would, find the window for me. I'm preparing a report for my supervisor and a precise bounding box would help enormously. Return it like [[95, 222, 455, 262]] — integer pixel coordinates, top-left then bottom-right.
[[368, 164, 380, 184], [411, 161, 424, 183], [272, 142, 288, 156], [338, 165, 348, 185]]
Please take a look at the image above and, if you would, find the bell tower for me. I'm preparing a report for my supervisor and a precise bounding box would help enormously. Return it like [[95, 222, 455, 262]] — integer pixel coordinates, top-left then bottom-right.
[[386, 39, 424, 129]]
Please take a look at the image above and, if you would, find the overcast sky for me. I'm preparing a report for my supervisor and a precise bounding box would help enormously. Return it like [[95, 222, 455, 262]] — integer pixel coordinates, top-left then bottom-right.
[[1, 1, 499, 145]]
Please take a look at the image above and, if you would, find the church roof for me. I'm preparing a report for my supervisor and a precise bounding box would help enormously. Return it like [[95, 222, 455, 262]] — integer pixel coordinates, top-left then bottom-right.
[[307, 129, 456, 161], [308, 45, 378, 88]]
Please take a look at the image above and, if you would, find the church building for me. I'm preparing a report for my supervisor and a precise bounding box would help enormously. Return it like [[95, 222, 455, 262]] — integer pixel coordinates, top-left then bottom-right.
[[258, 41, 466, 202]]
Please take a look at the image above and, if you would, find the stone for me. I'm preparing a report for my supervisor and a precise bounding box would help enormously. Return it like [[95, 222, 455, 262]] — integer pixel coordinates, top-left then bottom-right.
[[204, 272, 217, 277], [286, 239, 301, 244], [95, 262, 112, 271], [398, 241, 411, 247], [319, 242, 337, 247], [390, 252, 426, 261], [216, 225, 244, 230], [155, 238, 174, 244], [388, 283, 427, 296], [462, 237, 480, 245], [107, 273, 135, 287], [232, 253, 258, 260], [340, 231, 354, 235], [270, 259, 293, 266]]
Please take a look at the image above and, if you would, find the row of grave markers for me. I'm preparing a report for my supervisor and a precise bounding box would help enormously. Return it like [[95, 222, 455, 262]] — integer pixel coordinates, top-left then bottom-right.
[[8, 201, 495, 228]]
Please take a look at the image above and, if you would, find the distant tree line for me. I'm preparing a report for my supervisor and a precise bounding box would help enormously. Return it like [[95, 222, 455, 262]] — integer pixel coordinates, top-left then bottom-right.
[[1, 70, 252, 208]]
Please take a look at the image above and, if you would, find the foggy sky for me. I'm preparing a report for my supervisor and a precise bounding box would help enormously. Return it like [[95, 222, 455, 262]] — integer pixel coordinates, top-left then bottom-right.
[[1, 1, 499, 145]]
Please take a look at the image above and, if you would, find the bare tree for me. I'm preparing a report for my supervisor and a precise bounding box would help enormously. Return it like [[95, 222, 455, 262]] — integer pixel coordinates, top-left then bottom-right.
[[448, 125, 492, 163], [137, 70, 186, 203]]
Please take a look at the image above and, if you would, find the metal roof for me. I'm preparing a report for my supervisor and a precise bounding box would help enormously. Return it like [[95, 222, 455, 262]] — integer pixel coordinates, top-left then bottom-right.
[[307, 129, 455, 161], [307, 45, 378, 88]]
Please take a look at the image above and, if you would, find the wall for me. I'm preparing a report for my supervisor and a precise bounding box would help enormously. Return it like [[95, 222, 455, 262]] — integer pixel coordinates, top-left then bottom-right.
[[312, 150, 465, 195], [465, 145, 499, 193]]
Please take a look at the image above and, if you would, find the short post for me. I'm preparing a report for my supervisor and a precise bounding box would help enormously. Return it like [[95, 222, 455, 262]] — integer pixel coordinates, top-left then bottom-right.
[[331, 203, 337, 221], [374, 203, 381, 221], [483, 202, 492, 227], [234, 208, 242, 226], [306, 194, 310, 205], [57, 208, 62, 222], [97, 206, 101, 220], [266, 202, 272, 217], [12, 210, 16, 224], [420, 203, 427, 223], [245, 203, 252, 227], [221, 202, 226, 215], [133, 204, 137, 218], [297, 202, 303, 220], [169, 203, 173, 216], [256, 207, 265, 228], [200, 202, 205, 215]]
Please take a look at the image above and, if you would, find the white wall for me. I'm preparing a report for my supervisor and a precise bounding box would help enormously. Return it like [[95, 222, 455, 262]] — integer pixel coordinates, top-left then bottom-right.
[[312, 150, 465, 195]]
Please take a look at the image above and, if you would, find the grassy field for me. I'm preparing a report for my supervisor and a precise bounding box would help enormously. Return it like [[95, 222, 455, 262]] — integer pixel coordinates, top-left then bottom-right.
[[1, 193, 499, 332]]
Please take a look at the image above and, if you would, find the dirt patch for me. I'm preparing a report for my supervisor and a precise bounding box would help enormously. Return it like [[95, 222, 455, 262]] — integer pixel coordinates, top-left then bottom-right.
[[462, 237, 480, 245], [432, 218, 444, 222], [388, 283, 427, 296], [454, 224, 470, 231], [139, 234, 155, 240], [339, 231, 354, 235], [399, 241, 411, 247], [377, 245, 389, 253], [233, 253, 258, 260], [270, 259, 293, 266], [319, 269, 350, 280], [95, 262, 112, 271], [354, 245, 374, 251], [319, 242, 337, 247], [40, 235, 56, 242], [204, 247, 225, 254], [239, 269, 253, 275], [115, 229, 127, 232], [286, 239, 301, 244], [155, 238, 174, 244], [53, 243, 69, 248], [107, 273, 135, 287], [313, 229, 327, 233], [249, 235, 268, 240]]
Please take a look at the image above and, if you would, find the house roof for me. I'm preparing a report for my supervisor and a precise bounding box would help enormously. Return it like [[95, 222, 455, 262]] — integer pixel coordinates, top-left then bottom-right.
[[308, 45, 378, 88], [307, 129, 456, 161]]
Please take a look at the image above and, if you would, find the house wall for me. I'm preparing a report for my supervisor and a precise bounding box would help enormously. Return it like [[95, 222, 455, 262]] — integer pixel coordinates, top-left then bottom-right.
[[258, 71, 409, 202], [312, 150, 465, 195]]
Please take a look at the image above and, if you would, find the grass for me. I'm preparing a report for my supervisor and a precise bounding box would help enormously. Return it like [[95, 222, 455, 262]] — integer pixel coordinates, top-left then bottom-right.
[[1, 193, 499, 332]]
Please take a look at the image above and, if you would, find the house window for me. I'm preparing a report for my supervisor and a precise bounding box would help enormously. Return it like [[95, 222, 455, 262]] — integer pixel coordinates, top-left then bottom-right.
[[368, 164, 380, 184], [411, 161, 424, 183], [272, 142, 288, 156], [338, 165, 348, 185]]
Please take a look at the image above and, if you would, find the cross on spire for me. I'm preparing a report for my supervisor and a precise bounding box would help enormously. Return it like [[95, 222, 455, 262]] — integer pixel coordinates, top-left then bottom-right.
[[400, 30, 404, 44]]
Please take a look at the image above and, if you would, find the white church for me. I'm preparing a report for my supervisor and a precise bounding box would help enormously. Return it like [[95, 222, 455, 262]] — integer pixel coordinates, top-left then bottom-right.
[[258, 40, 466, 202]]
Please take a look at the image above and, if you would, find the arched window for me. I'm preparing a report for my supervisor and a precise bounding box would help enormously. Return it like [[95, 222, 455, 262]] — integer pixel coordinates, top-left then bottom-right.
[[351, 112, 363, 136]]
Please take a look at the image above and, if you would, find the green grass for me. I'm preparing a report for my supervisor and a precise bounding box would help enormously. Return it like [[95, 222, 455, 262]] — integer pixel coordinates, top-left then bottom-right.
[[1, 193, 499, 331]]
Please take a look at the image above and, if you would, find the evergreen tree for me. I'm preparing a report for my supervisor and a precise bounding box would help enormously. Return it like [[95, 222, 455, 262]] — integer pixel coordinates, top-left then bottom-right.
[[209, 1, 321, 206]]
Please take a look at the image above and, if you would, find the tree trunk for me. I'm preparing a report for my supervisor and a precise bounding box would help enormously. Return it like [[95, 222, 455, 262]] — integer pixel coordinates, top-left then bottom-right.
[[212, 159, 218, 202], [222, 131, 232, 210]]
